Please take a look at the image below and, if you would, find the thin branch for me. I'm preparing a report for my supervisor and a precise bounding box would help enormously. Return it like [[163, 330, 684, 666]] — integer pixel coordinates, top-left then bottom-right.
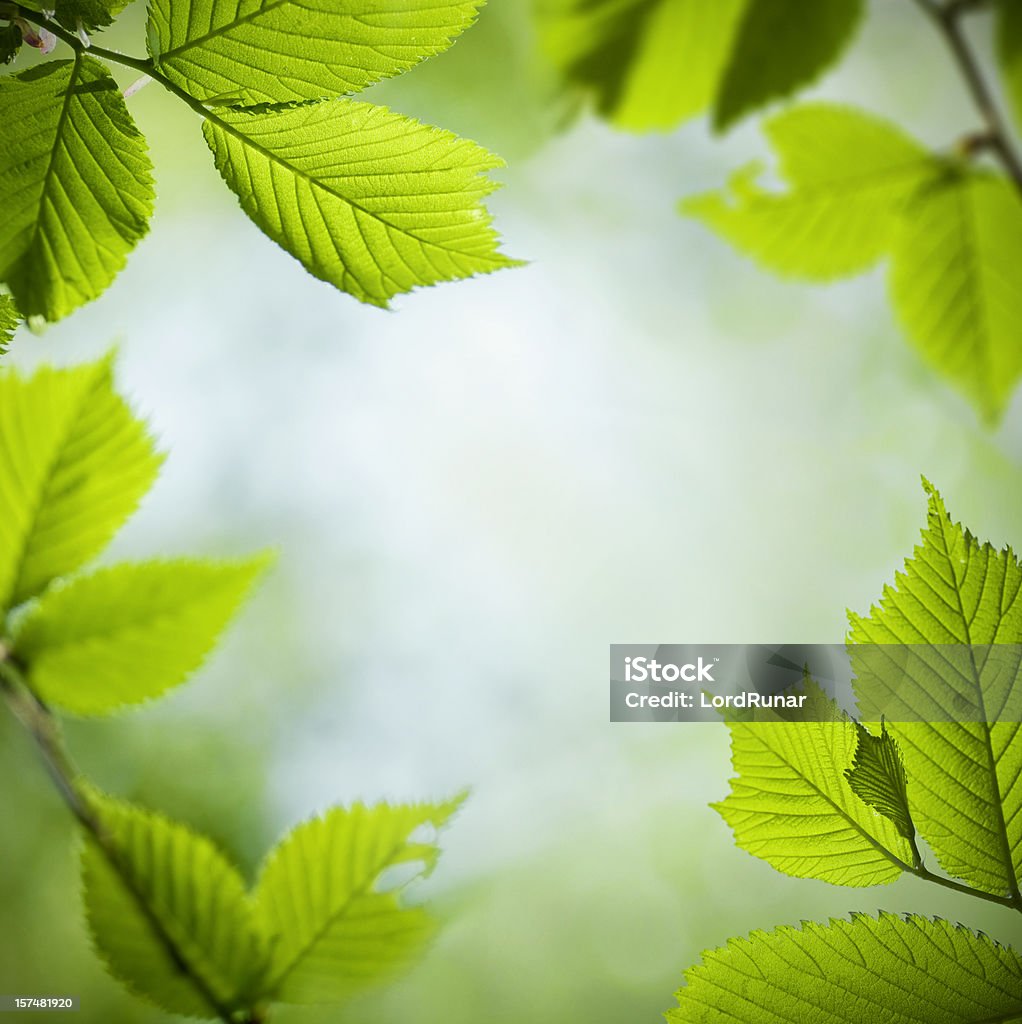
[[0, 653, 266, 1024], [11, 6, 217, 122], [911, 0, 1022, 195], [11, 6, 294, 189]]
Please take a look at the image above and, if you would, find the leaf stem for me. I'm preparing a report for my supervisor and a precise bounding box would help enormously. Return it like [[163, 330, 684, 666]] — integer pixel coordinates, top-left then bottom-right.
[[0, 648, 266, 1024], [12, 7, 206, 108], [908, 862, 1022, 912], [0, 649, 96, 829], [10, 6, 298, 198], [911, 0, 1022, 195]]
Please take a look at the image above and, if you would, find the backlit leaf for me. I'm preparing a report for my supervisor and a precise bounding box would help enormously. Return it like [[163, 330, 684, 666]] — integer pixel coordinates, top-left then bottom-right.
[[203, 100, 517, 307], [12, 558, 268, 715], [888, 170, 1022, 424], [715, 679, 914, 887], [256, 798, 463, 1004], [0, 57, 154, 321], [147, 0, 483, 106], [849, 480, 1022, 897], [684, 104, 934, 279], [0, 357, 161, 612], [845, 721, 916, 843], [82, 790, 270, 1019], [670, 913, 1022, 1024]]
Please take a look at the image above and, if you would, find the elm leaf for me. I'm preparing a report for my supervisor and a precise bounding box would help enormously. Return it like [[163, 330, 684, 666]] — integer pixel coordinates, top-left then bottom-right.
[[670, 913, 1022, 1024], [0, 57, 154, 321], [202, 100, 518, 308]]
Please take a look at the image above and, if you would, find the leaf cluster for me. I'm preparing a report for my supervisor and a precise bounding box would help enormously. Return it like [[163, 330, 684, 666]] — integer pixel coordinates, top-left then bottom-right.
[[0, 357, 463, 1020], [82, 791, 463, 1019], [539, 0, 1022, 424], [0, 0, 518, 340], [670, 480, 1022, 1021], [685, 104, 1022, 424]]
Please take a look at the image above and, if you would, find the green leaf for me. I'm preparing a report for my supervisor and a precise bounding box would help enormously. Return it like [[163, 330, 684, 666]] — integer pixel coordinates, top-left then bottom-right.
[[52, 0, 133, 31], [715, 678, 915, 887], [669, 913, 1022, 1024], [997, 0, 1022, 136], [684, 104, 934, 279], [0, 21, 22, 65], [0, 294, 18, 353], [849, 480, 1022, 898], [537, 0, 745, 132], [11, 558, 267, 715], [146, 0, 483, 106], [0, 357, 162, 613], [203, 101, 517, 308], [0, 56, 154, 321], [255, 798, 463, 1004], [888, 170, 1022, 424], [713, 0, 864, 132], [82, 790, 269, 1019], [845, 721, 916, 843]]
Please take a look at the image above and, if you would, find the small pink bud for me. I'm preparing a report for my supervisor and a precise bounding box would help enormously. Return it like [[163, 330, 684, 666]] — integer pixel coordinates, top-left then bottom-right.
[[14, 17, 57, 54]]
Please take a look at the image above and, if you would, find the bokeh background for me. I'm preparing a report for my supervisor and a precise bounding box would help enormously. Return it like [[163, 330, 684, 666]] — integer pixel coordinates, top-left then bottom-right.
[[2, 2, 1022, 1020]]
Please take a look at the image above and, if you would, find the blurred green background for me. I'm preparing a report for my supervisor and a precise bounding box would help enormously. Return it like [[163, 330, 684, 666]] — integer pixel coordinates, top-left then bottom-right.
[[2, 1, 1022, 1021]]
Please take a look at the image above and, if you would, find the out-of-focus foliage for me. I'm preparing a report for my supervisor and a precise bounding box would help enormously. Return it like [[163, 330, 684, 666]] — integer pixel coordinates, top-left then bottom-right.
[[255, 799, 464, 1004], [687, 105, 1022, 424], [83, 790, 272, 1019], [0, 357, 161, 610], [536, 0, 862, 133], [712, 0, 864, 132], [683, 105, 933, 278], [0, 358, 461, 1020], [888, 172, 1022, 425], [13, 559, 266, 714], [538, 0, 1022, 424], [997, 0, 1022, 136], [83, 791, 461, 1018], [535, 0, 744, 132]]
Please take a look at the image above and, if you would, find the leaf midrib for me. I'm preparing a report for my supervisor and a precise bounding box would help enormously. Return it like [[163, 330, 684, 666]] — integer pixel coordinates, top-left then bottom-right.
[[92, 834, 246, 1019], [263, 829, 428, 995], [2, 360, 101, 612], [932, 508, 1022, 904], [13, 54, 86, 321], [18, 567, 244, 658], [209, 112, 502, 261], [740, 722, 913, 875], [156, 0, 292, 62]]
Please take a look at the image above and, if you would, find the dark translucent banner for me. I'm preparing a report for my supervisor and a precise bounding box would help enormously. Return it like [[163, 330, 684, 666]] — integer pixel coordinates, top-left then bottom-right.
[[609, 644, 1022, 723]]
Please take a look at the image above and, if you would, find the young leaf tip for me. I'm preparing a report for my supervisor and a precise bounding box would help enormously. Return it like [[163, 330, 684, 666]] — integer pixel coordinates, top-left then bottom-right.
[[844, 720, 915, 842]]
